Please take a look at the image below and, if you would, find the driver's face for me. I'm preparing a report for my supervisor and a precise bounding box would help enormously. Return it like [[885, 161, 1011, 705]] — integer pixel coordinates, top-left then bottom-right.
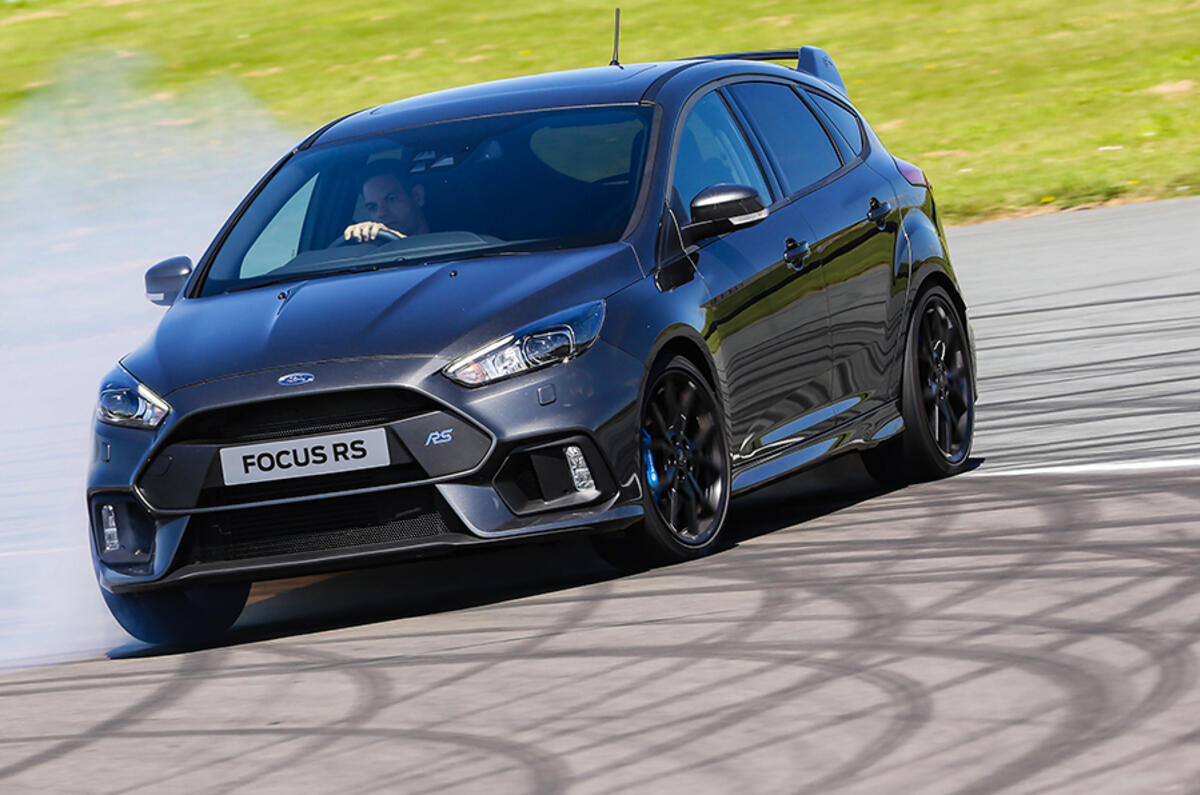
[[362, 174, 423, 235]]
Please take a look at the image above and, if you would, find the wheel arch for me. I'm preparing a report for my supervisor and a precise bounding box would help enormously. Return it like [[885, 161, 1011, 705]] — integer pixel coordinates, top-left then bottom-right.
[[912, 268, 968, 327], [646, 332, 721, 402], [895, 206, 946, 284]]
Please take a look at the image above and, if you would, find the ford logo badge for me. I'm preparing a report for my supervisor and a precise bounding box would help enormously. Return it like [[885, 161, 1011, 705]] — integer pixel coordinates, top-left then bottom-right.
[[277, 372, 315, 386]]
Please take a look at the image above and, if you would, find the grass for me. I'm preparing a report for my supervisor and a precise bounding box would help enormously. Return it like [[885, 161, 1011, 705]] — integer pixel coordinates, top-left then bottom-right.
[[2, 0, 1198, 223]]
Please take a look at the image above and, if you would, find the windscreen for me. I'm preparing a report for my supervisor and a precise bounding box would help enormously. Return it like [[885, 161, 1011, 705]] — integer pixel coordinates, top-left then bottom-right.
[[200, 105, 653, 296]]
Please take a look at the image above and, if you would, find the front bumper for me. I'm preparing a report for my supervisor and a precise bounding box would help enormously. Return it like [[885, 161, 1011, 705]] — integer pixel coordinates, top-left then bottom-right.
[[88, 342, 645, 593]]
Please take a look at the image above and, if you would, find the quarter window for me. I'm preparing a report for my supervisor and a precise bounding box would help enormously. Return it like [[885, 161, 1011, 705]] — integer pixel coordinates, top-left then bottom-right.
[[726, 82, 842, 195], [240, 175, 317, 278], [807, 92, 866, 159], [670, 92, 770, 223]]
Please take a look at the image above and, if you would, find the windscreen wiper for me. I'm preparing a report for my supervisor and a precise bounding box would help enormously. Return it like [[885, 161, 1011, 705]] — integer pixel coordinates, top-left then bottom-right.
[[225, 261, 406, 294]]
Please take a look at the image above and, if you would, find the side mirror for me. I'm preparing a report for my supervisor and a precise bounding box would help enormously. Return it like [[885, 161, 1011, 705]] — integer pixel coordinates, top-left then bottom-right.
[[681, 184, 768, 246], [145, 256, 193, 306]]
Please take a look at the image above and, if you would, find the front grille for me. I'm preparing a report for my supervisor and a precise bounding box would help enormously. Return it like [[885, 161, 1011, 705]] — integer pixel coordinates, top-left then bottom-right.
[[167, 388, 440, 444], [184, 488, 454, 563]]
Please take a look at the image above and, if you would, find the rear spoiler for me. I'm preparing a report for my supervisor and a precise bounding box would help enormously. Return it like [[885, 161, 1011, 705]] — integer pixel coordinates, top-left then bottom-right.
[[690, 46, 849, 99]]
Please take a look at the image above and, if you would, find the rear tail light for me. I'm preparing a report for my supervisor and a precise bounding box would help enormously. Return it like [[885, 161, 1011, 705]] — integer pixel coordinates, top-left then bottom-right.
[[894, 156, 930, 189]]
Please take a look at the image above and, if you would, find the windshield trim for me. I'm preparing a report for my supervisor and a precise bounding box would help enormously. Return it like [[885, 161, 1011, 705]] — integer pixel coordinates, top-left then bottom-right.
[[192, 102, 659, 298], [308, 101, 650, 150]]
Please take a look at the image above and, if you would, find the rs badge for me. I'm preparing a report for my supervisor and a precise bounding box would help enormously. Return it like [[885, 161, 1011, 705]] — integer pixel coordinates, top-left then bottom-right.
[[425, 429, 454, 446]]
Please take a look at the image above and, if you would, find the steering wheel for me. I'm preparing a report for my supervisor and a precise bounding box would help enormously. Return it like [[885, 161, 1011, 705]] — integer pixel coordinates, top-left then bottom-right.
[[331, 227, 404, 247]]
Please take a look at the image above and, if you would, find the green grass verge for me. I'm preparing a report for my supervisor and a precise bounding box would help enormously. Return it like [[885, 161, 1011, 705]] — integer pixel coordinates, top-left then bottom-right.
[[3, 0, 1198, 223]]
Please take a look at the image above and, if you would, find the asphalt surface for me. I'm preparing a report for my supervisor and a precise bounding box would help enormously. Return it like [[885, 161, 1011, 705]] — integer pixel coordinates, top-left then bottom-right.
[[1, 196, 1199, 793]]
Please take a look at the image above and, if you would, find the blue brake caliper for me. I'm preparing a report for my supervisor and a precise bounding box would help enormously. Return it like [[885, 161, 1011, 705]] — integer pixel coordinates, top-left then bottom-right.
[[641, 429, 659, 493]]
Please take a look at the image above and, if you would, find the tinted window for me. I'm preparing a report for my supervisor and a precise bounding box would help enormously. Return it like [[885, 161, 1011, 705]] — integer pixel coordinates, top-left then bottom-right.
[[530, 117, 645, 182], [808, 92, 866, 159], [201, 106, 653, 296], [670, 92, 770, 223], [727, 82, 842, 195]]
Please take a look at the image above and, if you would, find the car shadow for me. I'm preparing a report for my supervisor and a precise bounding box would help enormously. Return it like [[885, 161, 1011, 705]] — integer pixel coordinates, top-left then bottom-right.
[[726, 452, 986, 543], [106, 538, 621, 659], [107, 452, 985, 659]]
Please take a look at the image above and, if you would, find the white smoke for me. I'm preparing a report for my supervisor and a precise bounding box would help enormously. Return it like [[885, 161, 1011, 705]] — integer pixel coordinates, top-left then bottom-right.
[[0, 53, 296, 665]]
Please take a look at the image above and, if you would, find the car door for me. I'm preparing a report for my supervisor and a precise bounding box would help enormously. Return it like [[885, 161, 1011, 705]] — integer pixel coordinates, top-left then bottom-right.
[[805, 88, 905, 415], [726, 81, 901, 423], [661, 90, 832, 467]]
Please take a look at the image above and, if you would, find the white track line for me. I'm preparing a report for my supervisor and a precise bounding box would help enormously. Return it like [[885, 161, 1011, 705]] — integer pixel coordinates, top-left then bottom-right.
[[967, 458, 1200, 478]]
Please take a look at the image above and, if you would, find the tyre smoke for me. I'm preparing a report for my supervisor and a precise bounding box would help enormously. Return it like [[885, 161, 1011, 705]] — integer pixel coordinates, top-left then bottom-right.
[[0, 54, 295, 665]]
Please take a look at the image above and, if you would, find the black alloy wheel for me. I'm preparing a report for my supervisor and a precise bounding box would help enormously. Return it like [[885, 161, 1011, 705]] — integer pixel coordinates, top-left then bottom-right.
[[642, 360, 729, 548], [592, 356, 730, 567], [915, 291, 973, 464], [863, 284, 975, 484]]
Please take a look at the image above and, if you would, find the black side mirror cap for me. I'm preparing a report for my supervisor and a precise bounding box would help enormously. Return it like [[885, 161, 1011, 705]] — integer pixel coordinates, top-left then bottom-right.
[[145, 256, 193, 306], [681, 184, 768, 246]]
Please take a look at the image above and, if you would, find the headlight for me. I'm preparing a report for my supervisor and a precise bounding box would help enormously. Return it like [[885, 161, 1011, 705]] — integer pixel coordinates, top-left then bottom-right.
[[444, 301, 606, 387], [97, 369, 171, 429]]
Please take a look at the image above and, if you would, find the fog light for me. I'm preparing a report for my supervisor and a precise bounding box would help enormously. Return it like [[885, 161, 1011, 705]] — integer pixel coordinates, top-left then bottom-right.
[[564, 445, 596, 492], [100, 504, 120, 552]]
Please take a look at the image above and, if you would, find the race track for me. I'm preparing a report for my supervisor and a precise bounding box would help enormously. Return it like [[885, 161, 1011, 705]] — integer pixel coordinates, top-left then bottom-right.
[[2, 198, 1198, 793]]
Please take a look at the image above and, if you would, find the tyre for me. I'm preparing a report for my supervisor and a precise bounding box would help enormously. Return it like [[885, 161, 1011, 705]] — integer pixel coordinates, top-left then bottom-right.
[[592, 355, 731, 567], [863, 284, 975, 485], [101, 581, 251, 646]]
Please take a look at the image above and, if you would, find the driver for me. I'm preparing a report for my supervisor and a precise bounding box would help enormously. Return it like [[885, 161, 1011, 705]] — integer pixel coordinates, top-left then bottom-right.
[[342, 159, 430, 242]]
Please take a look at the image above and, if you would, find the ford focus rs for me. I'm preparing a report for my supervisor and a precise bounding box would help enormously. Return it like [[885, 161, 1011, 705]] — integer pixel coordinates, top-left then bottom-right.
[[89, 47, 976, 644]]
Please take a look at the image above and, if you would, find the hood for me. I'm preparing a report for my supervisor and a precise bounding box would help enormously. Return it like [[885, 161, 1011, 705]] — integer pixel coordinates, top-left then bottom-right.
[[122, 243, 641, 394]]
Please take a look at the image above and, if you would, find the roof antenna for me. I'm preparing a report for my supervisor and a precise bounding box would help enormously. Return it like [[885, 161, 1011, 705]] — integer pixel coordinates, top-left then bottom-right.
[[609, 8, 622, 68]]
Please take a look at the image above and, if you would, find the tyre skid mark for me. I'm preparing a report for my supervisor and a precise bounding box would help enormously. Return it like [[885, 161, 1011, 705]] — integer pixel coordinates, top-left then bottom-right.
[[3, 475, 1199, 791], [190, 643, 395, 795], [0, 652, 213, 780]]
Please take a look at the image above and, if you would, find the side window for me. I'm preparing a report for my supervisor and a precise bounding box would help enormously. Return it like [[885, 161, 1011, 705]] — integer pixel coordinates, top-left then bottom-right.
[[670, 92, 770, 223], [726, 82, 842, 195], [807, 92, 866, 159], [240, 174, 318, 277]]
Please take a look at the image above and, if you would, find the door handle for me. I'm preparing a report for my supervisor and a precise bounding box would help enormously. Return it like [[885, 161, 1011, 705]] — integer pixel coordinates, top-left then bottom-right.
[[784, 238, 811, 270], [867, 198, 892, 227]]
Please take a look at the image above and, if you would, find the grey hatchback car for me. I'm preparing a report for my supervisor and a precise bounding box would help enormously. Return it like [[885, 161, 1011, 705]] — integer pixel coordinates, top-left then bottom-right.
[[89, 47, 975, 644]]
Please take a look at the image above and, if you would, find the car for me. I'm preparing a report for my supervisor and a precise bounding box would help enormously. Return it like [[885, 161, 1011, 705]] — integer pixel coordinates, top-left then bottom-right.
[[89, 46, 976, 644]]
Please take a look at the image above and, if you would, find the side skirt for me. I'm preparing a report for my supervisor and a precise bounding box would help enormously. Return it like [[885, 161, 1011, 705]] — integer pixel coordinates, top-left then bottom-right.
[[730, 401, 903, 494]]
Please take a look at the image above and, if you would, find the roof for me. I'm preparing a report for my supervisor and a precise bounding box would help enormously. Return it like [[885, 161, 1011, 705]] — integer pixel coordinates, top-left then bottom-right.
[[311, 50, 847, 147], [314, 63, 685, 145]]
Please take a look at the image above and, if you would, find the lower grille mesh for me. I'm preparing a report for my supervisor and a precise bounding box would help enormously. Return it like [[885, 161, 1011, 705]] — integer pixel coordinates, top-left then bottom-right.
[[186, 489, 452, 563]]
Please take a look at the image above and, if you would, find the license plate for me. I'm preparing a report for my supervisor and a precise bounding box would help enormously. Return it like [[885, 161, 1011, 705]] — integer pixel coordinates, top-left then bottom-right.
[[219, 428, 390, 486]]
